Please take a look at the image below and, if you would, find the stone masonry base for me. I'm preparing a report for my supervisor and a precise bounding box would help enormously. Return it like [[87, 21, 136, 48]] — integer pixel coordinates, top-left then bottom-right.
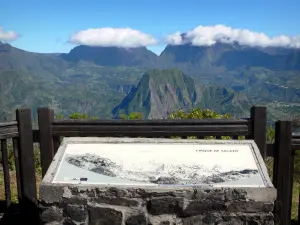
[[39, 186, 276, 225]]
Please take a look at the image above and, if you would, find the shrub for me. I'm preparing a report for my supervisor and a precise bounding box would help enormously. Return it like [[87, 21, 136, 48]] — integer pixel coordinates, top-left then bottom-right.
[[120, 112, 143, 120]]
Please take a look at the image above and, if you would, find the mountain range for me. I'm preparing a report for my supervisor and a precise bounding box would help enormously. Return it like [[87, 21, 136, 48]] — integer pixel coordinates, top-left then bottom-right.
[[1, 40, 300, 122]]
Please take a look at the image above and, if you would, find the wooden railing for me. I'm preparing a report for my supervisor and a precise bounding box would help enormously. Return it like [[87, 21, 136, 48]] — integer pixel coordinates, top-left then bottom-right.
[[0, 109, 38, 224], [2, 105, 298, 225]]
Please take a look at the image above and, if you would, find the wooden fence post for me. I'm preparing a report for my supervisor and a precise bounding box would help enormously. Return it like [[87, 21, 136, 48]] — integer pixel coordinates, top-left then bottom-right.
[[273, 120, 293, 225], [12, 137, 22, 202], [16, 108, 38, 222], [249, 106, 267, 159], [38, 107, 55, 178], [53, 135, 61, 154]]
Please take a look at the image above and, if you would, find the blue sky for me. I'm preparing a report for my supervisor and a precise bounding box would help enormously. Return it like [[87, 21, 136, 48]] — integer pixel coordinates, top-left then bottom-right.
[[1, 0, 300, 54]]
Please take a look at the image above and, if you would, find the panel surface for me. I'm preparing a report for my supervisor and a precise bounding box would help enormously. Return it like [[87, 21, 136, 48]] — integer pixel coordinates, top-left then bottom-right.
[[49, 138, 270, 187]]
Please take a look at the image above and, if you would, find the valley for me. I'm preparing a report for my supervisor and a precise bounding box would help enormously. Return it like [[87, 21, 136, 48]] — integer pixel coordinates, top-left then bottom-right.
[[0, 41, 300, 123]]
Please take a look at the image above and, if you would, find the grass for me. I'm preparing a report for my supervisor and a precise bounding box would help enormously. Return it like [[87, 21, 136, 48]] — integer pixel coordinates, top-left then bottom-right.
[[265, 157, 299, 221], [292, 184, 299, 221], [0, 159, 299, 222], [0, 172, 19, 203], [0, 170, 42, 204]]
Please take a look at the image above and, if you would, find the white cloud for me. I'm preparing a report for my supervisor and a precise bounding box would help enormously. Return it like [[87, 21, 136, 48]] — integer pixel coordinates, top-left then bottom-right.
[[165, 25, 300, 48], [69, 27, 157, 48], [0, 27, 19, 42], [165, 31, 183, 45]]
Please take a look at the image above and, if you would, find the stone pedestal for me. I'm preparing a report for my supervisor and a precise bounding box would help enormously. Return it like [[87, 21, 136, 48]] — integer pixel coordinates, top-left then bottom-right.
[[39, 185, 276, 225], [39, 138, 276, 225]]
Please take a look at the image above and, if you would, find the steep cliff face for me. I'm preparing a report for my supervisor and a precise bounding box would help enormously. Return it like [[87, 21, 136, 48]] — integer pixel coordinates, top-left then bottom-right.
[[113, 69, 252, 118], [112, 69, 196, 118]]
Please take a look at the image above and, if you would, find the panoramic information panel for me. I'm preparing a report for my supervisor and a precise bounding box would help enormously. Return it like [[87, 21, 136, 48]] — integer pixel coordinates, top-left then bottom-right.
[[50, 138, 270, 187]]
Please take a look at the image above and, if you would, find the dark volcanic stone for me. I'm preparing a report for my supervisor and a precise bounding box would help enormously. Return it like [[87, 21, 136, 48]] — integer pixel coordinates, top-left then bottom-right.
[[159, 222, 171, 225], [183, 200, 226, 216], [65, 204, 88, 222], [62, 196, 88, 205], [147, 197, 183, 215], [225, 189, 247, 201], [44, 222, 64, 225], [88, 205, 123, 225], [40, 206, 64, 223], [182, 215, 204, 225], [89, 196, 140, 207], [227, 201, 274, 213], [63, 218, 76, 225], [126, 214, 147, 225]]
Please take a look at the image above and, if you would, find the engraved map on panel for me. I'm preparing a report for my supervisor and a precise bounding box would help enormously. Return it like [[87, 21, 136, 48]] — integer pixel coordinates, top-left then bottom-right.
[[52, 143, 265, 187]]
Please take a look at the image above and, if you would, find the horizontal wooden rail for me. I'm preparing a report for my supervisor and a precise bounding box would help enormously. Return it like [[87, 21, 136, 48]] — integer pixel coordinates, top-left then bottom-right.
[[52, 118, 251, 126], [291, 133, 300, 151], [0, 121, 19, 139], [0, 121, 18, 127], [292, 133, 300, 139], [51, 119, 252, 137], [52, 125, 251, 137]]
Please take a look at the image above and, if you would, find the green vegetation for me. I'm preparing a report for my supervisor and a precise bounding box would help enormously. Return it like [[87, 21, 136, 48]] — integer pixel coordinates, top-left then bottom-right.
[[56, 112, 99, 120], [113, 69, 251, 119], [1, 42, 300, 123], [169, 107, 231, 119], [120, 112, 143, 119]]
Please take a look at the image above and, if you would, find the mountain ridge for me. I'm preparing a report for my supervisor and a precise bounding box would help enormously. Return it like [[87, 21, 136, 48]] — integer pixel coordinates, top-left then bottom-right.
[[2, 41, 300, 73], [0, 41, 300, 122], [60, 45, 159, 67]]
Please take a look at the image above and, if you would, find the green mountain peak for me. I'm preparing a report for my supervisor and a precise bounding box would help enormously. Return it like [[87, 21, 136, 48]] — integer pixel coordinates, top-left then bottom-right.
[[113, 69, 251, 119]]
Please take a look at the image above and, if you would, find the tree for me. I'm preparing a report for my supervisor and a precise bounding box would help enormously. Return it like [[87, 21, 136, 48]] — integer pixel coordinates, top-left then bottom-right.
[[168, 108, 232, 139], [169, 108, 231, 119], [55, 112, 98, 120]]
